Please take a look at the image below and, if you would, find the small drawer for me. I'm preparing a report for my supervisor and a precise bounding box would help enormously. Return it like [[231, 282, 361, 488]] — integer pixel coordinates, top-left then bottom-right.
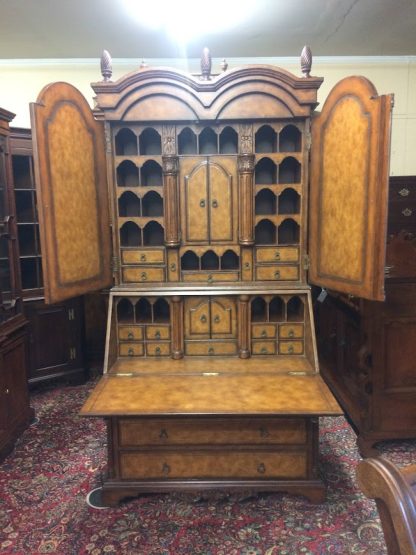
[[145, 325, 170, 340], [118, 326, 144, 341], [146, 342, 171, 357], [182, 271, 239, 283], [122, 249, 165, 265], [252, 341, 276, 355], [118, 417, 307, 446], [279, 324, 304, 339], [256, 246, 299, 263], [185, 341, 238, 356], [122, 267, 165, 283], [252, 324, 277, 339], [255, 265, 299, 281], [279, 341, 304, 355], [119, 450, 307, 480], [119, 342, 144, 357]]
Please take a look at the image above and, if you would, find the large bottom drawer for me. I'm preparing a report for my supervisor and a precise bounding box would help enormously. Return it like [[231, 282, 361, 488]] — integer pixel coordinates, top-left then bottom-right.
[[119, 449, 308, 479]]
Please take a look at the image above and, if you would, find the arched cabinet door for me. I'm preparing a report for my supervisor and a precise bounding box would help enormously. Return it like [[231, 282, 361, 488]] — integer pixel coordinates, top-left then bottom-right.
[[309, 76, 392, 301], [30, 82, 112, 304]]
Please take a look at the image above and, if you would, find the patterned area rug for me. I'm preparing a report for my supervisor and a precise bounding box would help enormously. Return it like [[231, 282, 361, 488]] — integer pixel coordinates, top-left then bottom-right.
[[1, 379, 415, 555]]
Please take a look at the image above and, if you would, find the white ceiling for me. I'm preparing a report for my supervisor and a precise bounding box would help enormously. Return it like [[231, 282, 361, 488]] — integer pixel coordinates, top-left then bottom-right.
[[0, 0, 416, 60]]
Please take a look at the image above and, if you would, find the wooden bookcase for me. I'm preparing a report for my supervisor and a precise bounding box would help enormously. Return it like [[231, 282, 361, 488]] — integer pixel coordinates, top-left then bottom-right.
[[9, 129, 86, 385], [29, 51, 392, 505], [0, 109, 33, 461]]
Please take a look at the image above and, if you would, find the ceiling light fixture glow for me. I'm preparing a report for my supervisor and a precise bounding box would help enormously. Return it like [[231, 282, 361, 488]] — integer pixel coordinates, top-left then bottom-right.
[[122, 0, 255, 43]]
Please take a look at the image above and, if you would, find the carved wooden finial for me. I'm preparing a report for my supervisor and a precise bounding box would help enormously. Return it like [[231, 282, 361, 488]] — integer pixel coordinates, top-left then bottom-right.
[[300, 45, 312, 78], [221, 58, 228, 72], [200, 47, 212, 80], [100, 50, 112, 82]]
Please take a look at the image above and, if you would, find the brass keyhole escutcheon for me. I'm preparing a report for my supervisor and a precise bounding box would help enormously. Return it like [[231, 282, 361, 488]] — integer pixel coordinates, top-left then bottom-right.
[[162, 463, 171, 476], [155, 347, 161, 355], [288, 345, 294, 354], [159, 429, 168, 439], [128, 332, 134, 339], [208, 347, 215, 355], [200, 199, 206, 208], [288, 330, 295, 338], [140, 254, 146, 261], [275, 251, 281, 260], [155, 331, 161, 339], [261, 347, 267, 354], [170, 263, 176, 271], [212, 199, 218, 208], [274, 271, 280, 279], [244, 262, 250, 269], [261, 330, 267, 338], [200, 314, 207, 323], [141, 272, 147, 281], [127, 348, 134, 357], [257, 463, 266, 474], [207, 275, 213, 284], [214, 316, 220, 324]]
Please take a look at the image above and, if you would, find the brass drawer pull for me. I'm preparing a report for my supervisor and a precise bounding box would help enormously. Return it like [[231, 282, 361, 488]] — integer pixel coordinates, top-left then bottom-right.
[[402, 208, 413, 217], [261, 347, 268, 354], [212, 199, 218, 208], [259, 427, 270, 438], [127, 348, 134, 356], [288, 329, 295, 338], [399, 188, 410, 197], [274, 270, 280, 279], [200, 314, 207, 323], [214, 316, 220, 324], [207, 274, 214, 284], [155, 330, 161, 339], [127, 332, 134, 339], [159, 429, 168, 440], [244, 262, 250, 269], [140, 272, 147, 281], [140, 254, 146, 261], [288, 345, 294, 354], [208, 347, 215, 355], [200, 199, 206, 208], [261, 330, 267, 338], [162, 463, 171, 476], [257, 463, 266, 474], [275, 251, 281, 260], [155, 347, 161, 355]]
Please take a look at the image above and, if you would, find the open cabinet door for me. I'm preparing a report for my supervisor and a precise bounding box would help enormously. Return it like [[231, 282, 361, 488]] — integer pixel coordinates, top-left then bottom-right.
[[30, 82, 112, 304], [309, 76, 392, 301]]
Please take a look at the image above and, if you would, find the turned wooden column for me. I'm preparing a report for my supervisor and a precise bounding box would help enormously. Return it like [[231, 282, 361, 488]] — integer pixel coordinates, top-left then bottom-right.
[[171, 296, 184, 359], [237, 154, 255, 245], [162, 155, 180, 247], [238, 294, 250, 358]]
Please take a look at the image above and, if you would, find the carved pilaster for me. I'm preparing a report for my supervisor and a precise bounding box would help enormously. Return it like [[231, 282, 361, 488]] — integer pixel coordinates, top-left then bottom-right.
[[238, 154, 255, 245], [171, 296, 184, 359], [238, 295, 251, 359], [162, 155, 180, 247]]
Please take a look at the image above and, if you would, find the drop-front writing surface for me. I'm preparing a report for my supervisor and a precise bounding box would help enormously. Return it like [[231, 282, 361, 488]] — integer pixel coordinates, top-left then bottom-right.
[[29, 57, 392, 505]]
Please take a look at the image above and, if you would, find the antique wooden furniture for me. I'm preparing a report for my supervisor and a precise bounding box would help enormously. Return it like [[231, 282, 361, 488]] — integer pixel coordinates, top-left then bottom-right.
[[0, 109, 33, 461], [29, 49, 392, 505], [9, 128, 86, 386], [315, 176, 416, 457], [357, 457, 416, 555]]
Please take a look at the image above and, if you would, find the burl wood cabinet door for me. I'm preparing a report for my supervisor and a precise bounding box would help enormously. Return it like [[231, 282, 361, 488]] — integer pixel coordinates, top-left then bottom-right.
[[184, 296, 237, 339], [30, 82, 112, 304], [181, 157, 236, 244], [184, 297, 211, 339], [210, 297, 236, 338], [309, 76, 392, 301]]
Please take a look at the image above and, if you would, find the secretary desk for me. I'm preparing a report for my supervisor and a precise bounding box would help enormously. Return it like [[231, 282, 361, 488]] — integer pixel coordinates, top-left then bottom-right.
[[29, 49, 392, 505]]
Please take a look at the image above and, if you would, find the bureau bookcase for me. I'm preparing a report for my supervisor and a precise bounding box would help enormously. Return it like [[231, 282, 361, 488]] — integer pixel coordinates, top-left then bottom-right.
[[29, 51, 391, 505]]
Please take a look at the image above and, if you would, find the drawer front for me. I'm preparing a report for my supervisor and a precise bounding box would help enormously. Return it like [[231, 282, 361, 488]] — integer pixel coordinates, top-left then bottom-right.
[[122, 249, 165, 265], [184, 341, 238, 356], [120, 450, 308, 479], [146, 342, 171, 357], [279, 341, 304, 355], [182, 271, 239, 283], [256, 247, 299, 263], [145, 325, 170, 340], [119, 342, 144, 357], [279, 324, 304, 339], [252, 323, 277, 339], [118, 326, 144, 341], [122, 267, 165, 283], [255, 265, 299, 281], [118, 418, 307, 446], [252, 341, 276, 355]]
